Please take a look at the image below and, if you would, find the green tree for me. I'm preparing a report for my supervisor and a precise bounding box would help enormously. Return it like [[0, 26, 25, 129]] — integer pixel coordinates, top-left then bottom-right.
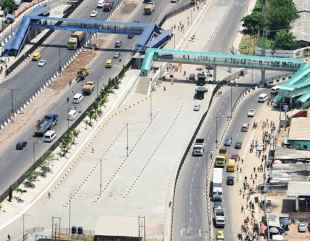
[[2, 0, 16, 14], [242, 11, 264, 35], [274, 30, 296, 50], [265, 0, 298, 36]]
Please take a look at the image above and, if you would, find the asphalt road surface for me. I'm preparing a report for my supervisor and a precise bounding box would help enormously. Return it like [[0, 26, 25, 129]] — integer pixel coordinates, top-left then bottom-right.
[[0, 0, 191, 195], [171, 0, 254, 241]]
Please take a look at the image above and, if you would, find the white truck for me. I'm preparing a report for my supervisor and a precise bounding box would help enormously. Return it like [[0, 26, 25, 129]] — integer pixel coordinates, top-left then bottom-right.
[[192, 138, 205, 156], [211, 168, 223, 200]]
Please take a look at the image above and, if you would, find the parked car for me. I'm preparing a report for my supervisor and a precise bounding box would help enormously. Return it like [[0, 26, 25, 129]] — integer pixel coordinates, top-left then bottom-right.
[[113, 52, 121, 59], [16, 141, 27, 150], [114, 40, 122, 48], [224, 137, 232, 147], [73, 93, 84, 104], [43, 130, 56, 143], [234, 141, 242, 149], [298, 223, 307, 232]]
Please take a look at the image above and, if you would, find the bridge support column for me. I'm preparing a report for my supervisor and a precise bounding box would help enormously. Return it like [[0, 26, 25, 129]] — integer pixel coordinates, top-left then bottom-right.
[[213, 66, 217, 82], [260, 69, 266, 86]]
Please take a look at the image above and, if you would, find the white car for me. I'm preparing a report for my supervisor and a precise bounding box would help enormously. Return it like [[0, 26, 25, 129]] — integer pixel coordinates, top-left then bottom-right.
[[193, 104, 200, 111], [73, 93, 83, 104], [298, 223, 307, 232], [37, 59, 47, 67], [43, 130, 56, 143], [90, 10, 97, 17], [247, 109, 256, 117]]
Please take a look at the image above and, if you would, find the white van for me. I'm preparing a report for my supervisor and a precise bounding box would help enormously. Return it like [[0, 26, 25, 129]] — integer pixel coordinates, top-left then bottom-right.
[[67, 109, 78, 121], [258, 93, 269, 103], [73, 93, 83, 104], [43, 130, 56, 143], [97, 0, 104, 7]]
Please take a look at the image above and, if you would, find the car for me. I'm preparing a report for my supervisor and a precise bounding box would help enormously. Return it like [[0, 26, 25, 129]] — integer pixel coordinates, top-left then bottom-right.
[[128, 32, 134, 39], [216, 230, 224, 240], [73, 93, 84, 104], [247, 109, 256, 117], [241, 123, 249, 132], [114, 40, 122, 48], [213, 201, 223, 210], [193, 103, 200, 111], [171, 0, 177, 2], [234, 141, 242, 149], [37, 59, 47, 67], [90, 10, 97, 17], [226, 176, 234, 185], [189, 73, 195, 82], [113, 52, 121, 59], [43, 130, 56, 143], [16, 141, 27, 150], [298, 222, 307, 232], [105, 59, 113, 68], [32, 50, 41, 61], [224, 138, 232, 146]]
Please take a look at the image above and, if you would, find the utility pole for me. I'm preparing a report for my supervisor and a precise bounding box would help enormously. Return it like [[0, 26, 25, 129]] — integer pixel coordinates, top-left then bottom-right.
[[126, 123, 129, 157], [99, 158, 103, 195], [150, 88, 153, 123], [22, 214, 25, 241]]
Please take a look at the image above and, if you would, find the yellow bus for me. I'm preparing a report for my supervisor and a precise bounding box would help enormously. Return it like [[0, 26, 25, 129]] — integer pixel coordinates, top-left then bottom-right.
[[215, 155, 226, 168], [226, 159, 236, 172]]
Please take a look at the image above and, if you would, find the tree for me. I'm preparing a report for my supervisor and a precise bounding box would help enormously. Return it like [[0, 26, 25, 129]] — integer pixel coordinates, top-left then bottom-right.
[[265, 0, 298, 36], [274, 30, 296, 50], [2, 0, 16, 14], [242, 11, 264, 35]]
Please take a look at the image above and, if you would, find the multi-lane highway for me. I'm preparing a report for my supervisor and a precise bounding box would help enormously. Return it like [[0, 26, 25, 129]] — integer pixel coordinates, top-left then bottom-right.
[[0, 0, 190, 195]]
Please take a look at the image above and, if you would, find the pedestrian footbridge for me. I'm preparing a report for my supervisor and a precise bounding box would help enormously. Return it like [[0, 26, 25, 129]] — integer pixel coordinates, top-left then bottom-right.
[[4, 6, 171, 56], [140, 48, 310, 107]]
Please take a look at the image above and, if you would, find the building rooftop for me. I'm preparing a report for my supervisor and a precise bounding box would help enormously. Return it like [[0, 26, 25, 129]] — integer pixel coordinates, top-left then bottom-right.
[[287, 181, 310, 197], [275, 146, 310, 160], [288, 117, 310, 141], [291, 0, 310, 42]]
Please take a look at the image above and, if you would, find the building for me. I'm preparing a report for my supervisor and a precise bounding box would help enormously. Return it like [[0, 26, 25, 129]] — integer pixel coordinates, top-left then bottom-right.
[[286, 117, 310, 150], [287, 181, 310, 211]]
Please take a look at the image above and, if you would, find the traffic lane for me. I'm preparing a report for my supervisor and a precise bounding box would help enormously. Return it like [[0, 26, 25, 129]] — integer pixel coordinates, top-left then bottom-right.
[[222, 93, 263, 241], [0, 0, 112, 123], [208, 0, 247, 52], [0, 48, 125, 193], [172, 84, 247, 241]]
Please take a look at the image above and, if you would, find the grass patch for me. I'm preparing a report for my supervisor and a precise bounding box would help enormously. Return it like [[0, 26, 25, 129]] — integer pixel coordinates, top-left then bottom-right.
[[239, 35, 257, 55]]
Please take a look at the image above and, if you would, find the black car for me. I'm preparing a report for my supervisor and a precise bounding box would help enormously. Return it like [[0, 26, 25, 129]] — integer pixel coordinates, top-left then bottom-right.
[[226, 176, 234, 185], [235, 141, 242, 149], [16, 141, 27, 150]]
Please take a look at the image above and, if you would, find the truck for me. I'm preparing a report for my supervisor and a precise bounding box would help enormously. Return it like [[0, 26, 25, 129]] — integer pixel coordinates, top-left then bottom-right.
[[67, 31, 86, 50], [211, 168, 223, 200], [103, 0, 113, 11], [143, 2, 155, 15], [192, 138, 205, 156], [82, 81, 95, 95], [34, 114, 59, 137]]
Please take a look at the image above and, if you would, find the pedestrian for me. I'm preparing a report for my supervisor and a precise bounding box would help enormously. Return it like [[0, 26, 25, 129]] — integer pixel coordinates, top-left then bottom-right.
[[48, 192, 51, 199], [7, 234, 11, 241]]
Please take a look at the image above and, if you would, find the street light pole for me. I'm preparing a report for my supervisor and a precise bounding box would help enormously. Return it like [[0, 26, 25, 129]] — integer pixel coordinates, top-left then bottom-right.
[[126, 123, 129, 157]]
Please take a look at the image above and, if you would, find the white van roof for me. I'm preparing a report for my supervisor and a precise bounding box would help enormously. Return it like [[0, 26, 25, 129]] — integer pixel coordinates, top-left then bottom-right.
[[259, 93, 268, 97], [44, 130, 55, 136], [68, 109, 77, 115], [74, 93, 82, 98]]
